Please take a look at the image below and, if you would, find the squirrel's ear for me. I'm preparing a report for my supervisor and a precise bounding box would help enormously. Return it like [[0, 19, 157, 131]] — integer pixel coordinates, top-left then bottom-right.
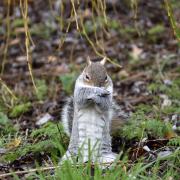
[[87, 56, 92, 65], [100, 57, 106, 65]]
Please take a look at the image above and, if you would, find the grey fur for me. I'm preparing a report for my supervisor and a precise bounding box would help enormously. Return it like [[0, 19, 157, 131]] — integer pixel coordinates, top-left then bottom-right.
[[61, 97, 74, 135], [61, 97, 122, 136], [60, 62, 117, 166]]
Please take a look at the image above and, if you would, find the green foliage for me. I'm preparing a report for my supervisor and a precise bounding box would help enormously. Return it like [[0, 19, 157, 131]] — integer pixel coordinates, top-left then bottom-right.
[[0, 112, 9, 125], [171, 0, 180, 8], [12, 18, 25, 28], [83, 20, 95, 34], [30, 23, 55, 39], [1, 122, 68, 163], [148, 24, 165, 35], [1, 140, 53, 162], [35, 79, 48, 100], [145, 119, 172, 137], [83, 16, 109, 35], [82, 16, 121, 35], [0, 112, 16, 134], [147, 80, 180, 114], [165, 0, 180, 46], [59, 72, 78, 95], [119, 26, 137, 35], [23, 150, 180, 180], [31, 121, 68, 155], [9, 102, 32, 118], [31, 122, 64, 140], [148, 80, 180, 99], [120, 109, 173, 140], [147, 24, 165, 42], [162, 105, 180, 114], [107, 19, 120, 30], [168, 137, 180, 146]]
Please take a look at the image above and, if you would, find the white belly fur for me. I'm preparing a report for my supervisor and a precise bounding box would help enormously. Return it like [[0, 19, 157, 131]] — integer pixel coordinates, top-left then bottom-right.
[[77, 108, 105, 161]]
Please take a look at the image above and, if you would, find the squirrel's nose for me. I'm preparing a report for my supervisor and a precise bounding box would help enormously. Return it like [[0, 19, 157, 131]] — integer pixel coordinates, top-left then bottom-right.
[[97, 83, 104, 87]]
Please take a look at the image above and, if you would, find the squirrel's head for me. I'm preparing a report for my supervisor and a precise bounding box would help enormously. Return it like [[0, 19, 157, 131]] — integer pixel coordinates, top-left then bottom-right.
[[82, 57, 111, 88]]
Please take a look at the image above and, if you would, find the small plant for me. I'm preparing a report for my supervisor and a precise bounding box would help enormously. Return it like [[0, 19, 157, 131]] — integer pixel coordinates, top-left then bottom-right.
[[30, 23, 55, 39], [168, 137, 180, 146], [9, 102, 32, 118], [148, 24, 165, 35], [59, 72, 78, 95], [35, 79, 48, 101], [0, 112, 16, 135], [1, 122, 68, 163], [120, 109, 173, 140]]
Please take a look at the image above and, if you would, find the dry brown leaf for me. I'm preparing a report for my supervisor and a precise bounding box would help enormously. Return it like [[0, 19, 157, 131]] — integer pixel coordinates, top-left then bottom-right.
[[48, 55, 58, 63], [9, 38, 21, 46], [6, 137, 21, 150], [130, 45, 143, 60], [164, 131, 176, 139]]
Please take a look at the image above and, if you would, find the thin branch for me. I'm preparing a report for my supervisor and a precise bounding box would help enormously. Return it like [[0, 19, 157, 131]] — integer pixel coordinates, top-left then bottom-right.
[[0, 161, 127, 178], [0, 77, 17, 100]]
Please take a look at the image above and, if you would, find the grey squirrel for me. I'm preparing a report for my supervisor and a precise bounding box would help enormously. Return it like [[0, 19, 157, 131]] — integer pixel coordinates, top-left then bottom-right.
[[61, 57, 123, 166]]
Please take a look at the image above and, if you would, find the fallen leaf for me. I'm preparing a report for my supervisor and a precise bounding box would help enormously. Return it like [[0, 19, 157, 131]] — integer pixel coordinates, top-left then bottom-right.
[[130, 45, 143, 60], [36, 113, 53, 126], [118, 70, 129, 79], [48, 55, 58, 63], [164, 131, 176, 139], [9, 38, 21, 46], [6, 137, 21, 150], [160, 94, 172, 108]]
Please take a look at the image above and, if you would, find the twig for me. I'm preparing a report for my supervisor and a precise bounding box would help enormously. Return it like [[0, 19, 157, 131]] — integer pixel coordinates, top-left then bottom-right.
[[0, 166, 59, 178], [0, 161, 126, 178], [20, 0, 37, 92], [71, 0, 79, 30], [1, 0, 10, 75], [0, 77, 17, 100], [164, 0, 180, 44]]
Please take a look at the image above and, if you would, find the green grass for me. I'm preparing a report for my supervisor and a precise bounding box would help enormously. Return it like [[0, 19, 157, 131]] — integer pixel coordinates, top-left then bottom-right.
[[0, 0, 179, 179], [5, 148, 179, 180]]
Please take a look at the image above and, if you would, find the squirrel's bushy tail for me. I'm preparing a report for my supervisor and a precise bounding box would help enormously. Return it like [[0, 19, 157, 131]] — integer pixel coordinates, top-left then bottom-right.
[[61, 97, 74, 136]]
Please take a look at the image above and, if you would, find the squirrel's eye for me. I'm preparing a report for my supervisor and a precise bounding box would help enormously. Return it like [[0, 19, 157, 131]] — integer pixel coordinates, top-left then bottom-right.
[[105, 76, 108, 82], [85, 74, 90, 80]]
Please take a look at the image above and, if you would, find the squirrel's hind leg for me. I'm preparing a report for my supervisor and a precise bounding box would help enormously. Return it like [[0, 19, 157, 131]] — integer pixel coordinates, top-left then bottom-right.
[[99, 152, 118, 169]]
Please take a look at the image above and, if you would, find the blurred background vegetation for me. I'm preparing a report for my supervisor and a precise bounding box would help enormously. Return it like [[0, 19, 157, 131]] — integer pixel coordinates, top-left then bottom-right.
[[0, 0, 180, 179]]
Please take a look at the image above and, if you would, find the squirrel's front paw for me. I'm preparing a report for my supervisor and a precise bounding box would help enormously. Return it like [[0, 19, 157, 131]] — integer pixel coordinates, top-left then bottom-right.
[[87, 95, 95, 101], [95, 88, 110, 97]]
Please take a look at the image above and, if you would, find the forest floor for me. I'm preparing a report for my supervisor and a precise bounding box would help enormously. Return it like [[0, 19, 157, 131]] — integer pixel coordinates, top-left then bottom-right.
[[0, 0, 180, 179]]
